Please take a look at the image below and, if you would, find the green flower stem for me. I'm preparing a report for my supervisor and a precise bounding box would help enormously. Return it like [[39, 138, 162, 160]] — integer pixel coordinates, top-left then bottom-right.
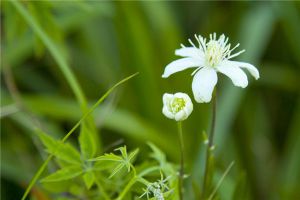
[[202, 90, 217, 199], [94, 175, 111, 200], [178, 121, 184, 200]]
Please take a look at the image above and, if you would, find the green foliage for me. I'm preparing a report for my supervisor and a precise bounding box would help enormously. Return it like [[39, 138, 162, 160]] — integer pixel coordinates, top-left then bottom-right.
[[79, 124, 97, 160], [36, 129, 81, 164], [37, 131, 177, 199], [41, 166, 83, 183], [1, 1, 300, 200]]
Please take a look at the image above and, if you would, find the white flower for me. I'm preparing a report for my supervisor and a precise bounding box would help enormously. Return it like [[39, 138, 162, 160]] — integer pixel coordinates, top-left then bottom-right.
[[162, 33, 260, 103], [162, 93, 193, 121]]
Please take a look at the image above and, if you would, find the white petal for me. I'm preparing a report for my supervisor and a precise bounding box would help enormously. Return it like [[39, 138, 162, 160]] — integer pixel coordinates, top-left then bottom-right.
[[162, 106, 174, 119], [175, 47, 202, 58], [217, 63, 248, 88], [163, 93, 173, 105], [192, 67, 218, 103], [224, 60, 260, 80], [162, 57, 203, 78], [184, 102, 193, 116], [175, 110, 187, 121], [174, 92, 189, 100]]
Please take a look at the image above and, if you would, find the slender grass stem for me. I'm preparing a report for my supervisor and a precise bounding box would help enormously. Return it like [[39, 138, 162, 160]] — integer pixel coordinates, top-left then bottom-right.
[[94, 175, 111, 200], [208, 161, 235, 200], [20, 73, 138, 200], [178, 121, 184, 200], [116, 176, 137, 200], [11, 1, 87, 110], [202, 90, 217, 199]]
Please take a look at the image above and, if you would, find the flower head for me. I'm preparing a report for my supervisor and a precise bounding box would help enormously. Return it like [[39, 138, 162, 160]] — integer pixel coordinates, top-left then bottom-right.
[[162, 33, 260, 103], [162, 92, 193, 121]]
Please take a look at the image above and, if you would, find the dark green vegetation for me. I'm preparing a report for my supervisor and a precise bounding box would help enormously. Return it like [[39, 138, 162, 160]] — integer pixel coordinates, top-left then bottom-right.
[[1, 1, 300, 200]]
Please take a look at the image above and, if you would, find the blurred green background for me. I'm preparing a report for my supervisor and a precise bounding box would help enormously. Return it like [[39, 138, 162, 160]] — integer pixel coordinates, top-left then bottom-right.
[[1, 1, 300, 200]]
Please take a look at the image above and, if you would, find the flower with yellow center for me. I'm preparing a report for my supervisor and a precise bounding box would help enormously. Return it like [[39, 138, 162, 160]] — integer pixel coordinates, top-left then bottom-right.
[[162, 92, 193, 121], [162, 33, 260, 103]]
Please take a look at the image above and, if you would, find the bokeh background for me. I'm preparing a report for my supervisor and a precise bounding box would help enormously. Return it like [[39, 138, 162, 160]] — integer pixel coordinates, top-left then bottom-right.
[[1, 1, 300, 200]]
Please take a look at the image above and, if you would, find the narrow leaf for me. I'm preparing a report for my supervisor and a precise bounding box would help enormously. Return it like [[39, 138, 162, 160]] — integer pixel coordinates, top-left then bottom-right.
[[36, 129, 81, 164], [89, 153, 123, 162], [109, 163, 125, 179], [41, 165, 83, 183], [83, 171, 95, 189], [79, 123, 96, 159], [19, 71, 139, 200]]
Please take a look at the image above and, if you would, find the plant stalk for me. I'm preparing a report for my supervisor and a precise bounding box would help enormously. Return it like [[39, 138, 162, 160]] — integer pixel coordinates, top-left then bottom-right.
[[178, 121, 184, 200], [202, 90, 217, 199]]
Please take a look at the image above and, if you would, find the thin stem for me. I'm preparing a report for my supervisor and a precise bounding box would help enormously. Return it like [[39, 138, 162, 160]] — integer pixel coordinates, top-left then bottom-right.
[[20, 73, 138, 200], [116, 176, 137, 200], [177, 121, 184, 200], [11, 1, 87, 109], [208, 161, 235, 200], [94, 174, 111, 200], [202, 90, 217, 199]]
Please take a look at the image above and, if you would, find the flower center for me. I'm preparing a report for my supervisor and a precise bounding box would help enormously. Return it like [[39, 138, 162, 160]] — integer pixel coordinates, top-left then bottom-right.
[[170, 97, 186, 113], [205, 40, 224, 67], [193, 33, 245, 68]]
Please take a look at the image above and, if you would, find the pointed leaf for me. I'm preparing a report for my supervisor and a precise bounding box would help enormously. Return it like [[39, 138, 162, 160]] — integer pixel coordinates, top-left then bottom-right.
[[148, 142, 166, 164], [90, 153, 123, 162], [128, 148, 139, 161], [115, 146, 128, 159], [79, 123, 96, 159], [109, 163, 125, 179], [41, 165, 83, 182], [36, 129, 81, 164], [83, 171, 95, 189]]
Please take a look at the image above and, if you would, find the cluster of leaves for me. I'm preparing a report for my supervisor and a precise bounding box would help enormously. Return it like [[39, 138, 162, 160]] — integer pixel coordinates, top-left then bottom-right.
[[36, 126, 178, 200]]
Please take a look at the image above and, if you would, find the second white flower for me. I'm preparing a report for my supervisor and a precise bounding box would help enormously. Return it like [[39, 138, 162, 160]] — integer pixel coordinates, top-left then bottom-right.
[[162, 92, 193, 121]]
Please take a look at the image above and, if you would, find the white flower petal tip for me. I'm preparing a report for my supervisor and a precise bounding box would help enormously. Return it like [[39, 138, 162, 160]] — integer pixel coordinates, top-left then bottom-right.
[[162, 92, 193, 121], [223, 60, 260, 80], [175, 47, 202, 58], [192, 67, 218, 103], [217, 64, 248, 88], [162, 57, 203, 78], [162, 33, 260, 103]]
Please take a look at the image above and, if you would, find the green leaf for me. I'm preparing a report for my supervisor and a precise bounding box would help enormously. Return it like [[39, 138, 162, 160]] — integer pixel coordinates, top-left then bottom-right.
[[93, 160, 116, 171], [19, 72, 138, 200], [41, 165, 83, 182], [109, 163, 125, 179], [90, 153, 123, 162], [128, 148, 139, 163], [82, 171, 95, 189], [115, 146, 128, 160], [148, 142, 166, 164], [90, 146, 139, 178], [79, 123, 97, 159], [36, 129, 81, 164]]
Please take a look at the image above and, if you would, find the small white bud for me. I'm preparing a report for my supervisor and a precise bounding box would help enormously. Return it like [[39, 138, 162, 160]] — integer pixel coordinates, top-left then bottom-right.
[[162, 92, 193, 121]]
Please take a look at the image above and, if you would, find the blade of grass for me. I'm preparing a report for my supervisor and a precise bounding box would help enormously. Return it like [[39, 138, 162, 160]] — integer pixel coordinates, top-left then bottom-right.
[[11, 1, 87, 110], [215, 4, 276, 151], [20, 72, 138, 200], [280, 98, 300, 195], [208, 161, 235, 200]]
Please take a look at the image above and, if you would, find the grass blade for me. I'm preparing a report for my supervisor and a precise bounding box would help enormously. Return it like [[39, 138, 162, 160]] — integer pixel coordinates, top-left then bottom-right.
[[20, 72, 138, 200], [208, 161, 235, 200]]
